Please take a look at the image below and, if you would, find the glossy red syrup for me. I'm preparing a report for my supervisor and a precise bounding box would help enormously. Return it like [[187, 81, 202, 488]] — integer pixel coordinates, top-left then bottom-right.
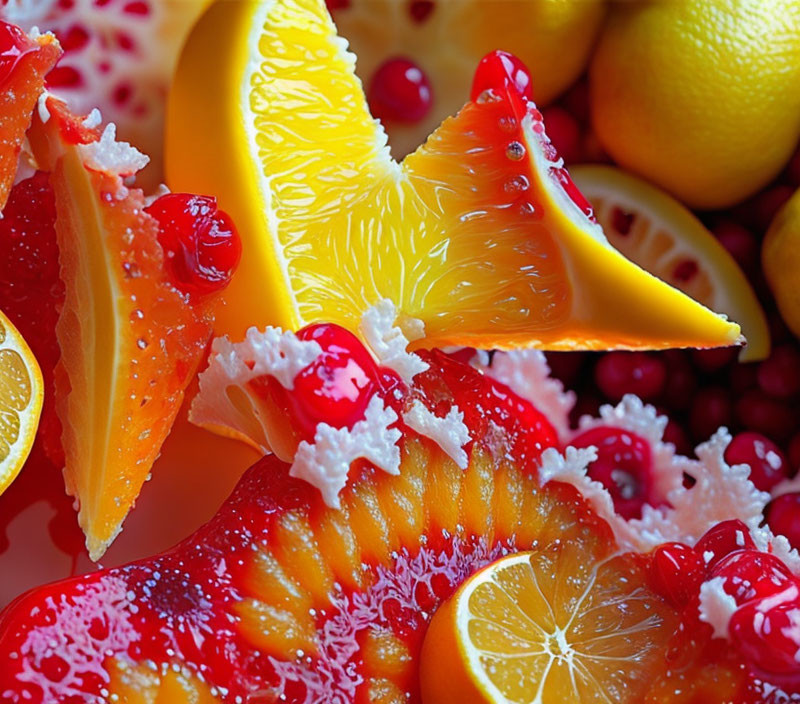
[[711, 549, 794, 606], [693, 519, 755, 571], [368, 57, 433, 123], [0, 20, 34, 86], [144, 193, 242, 297], [471, 49, 533, 103], [649, 542, 705, 607]]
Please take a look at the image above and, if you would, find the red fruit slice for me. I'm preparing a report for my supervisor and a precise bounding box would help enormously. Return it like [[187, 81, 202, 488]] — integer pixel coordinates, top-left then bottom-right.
[[0, 21, 60, 210], [0, 349, 613, 703], [27, 97, 237, 560]]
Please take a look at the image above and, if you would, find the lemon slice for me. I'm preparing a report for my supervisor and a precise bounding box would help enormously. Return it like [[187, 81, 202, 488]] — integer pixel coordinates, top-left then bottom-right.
[[571, 164, 769, 361], [0, 309, 43, 496], [166, 0, 741, 352]]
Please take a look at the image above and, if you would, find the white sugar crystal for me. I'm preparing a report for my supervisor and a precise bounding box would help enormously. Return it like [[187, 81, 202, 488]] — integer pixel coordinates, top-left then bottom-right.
[[360, 299, 428, 385], [78, 123, 149, 177], [81, 108, 102, 129], [290, 395, 401, 509], [403, 399, 470, 469], [698, 577, 737, 640], [36, 90, 50, 123]]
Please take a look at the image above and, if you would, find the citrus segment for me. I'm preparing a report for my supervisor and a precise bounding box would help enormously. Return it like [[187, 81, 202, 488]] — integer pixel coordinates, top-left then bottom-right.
[[0, 308, 43, 497], [571, 165, 768, 361], [166, 0, 741, 353], [420, 547, 677, 704], [763, 187, 800, 339], [28, 99, 222, 560]]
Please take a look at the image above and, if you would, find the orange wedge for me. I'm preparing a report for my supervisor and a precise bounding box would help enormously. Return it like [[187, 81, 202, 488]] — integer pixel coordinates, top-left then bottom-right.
[[166, 0, 740, 352], [571, 164, 769, 361], [420, 545, 676, 703], [0, 308, 43, 497]]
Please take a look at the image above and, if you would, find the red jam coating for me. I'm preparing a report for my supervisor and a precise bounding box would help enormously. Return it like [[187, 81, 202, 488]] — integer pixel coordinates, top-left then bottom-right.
[[0, 21, 34, 87]]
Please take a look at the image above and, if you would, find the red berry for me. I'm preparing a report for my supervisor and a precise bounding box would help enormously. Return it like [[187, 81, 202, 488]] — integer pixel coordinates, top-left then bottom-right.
[[757, 344, 800, 399], [650, 542, 706, 607], [660, 350, 697, 412], [290, 323, 383, 437], [691, 346, 738, 373], [712, 220, 760, 278], [725, 432, 790, 492], [736, 389, 795, 442], [689, 387, 733, 441], [788, 433, 800, 473], [541, 106, 581, 164], [471, 50, 533, 103], [570, 426, 654, 519], [766, 493, 800, 550], [711, 549, 794, 606], [144, 193, 241, 297], [594, 352, 667, 402], [0, 20, 34, 84], [663, 419, 692, 456], [368, 57, 433, 123], [694, 519, 755, 571]]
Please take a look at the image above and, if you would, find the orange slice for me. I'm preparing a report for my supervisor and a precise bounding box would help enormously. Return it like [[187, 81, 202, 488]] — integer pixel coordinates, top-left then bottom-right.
[[570, 165, 769, 361], [0, 308, 43, 496], [420, 546, 677, 703], [166, 0, 740, 352], [29, 99, 214, 560]]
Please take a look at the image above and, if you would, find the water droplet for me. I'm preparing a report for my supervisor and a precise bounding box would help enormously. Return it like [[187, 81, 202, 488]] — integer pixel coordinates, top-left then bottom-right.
[[504, 175, 529, 194], [122, 261, 141, 278], [519, 201, 542, 218], [497, 115, 517, 132], [137, 338, 148, 350], [506, 141, 525, 161], [130, 308, 144, 322]]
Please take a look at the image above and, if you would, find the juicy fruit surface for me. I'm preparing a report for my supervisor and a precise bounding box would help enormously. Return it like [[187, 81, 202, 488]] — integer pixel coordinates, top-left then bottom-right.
[[571, 165, 769, 361], [331, 0, 606, 158], [421, 548, 675, 704], [0, 21, 60, 210], [0, 352, 624, 703], [764, 187, 800, 338], [29, 100, 218, 560], [589, 0, 800, 209], [0, 0, 211, 186], [0, 306, 42, 496], [167, 0, 740, 351]]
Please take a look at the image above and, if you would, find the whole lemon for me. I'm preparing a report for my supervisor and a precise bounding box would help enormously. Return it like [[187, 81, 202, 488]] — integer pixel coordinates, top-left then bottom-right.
[[764, 187, 800, 337], [590, 0, 800, 210]]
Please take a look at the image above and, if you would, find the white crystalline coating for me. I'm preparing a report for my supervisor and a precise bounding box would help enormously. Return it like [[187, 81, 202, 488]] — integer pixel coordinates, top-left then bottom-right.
[[81, 108, 102, 129], [403, 399, 471, 469], [290, 395, 401, 509], [189, 327, 323, 454], [575, 395, 691, 506], [77, 123, 149, 177], [474, 349, 575, 441], [36, 90, 50, 123], [698, 577, 737, 640], [752, 526, 800, 576], [360, 299, 428, 385]]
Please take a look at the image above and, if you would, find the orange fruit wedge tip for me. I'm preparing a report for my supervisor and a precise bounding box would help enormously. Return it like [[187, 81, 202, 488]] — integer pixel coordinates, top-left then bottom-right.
[[420, 545, 677, 704], [28, 99, 214, 561], [166, 0, 741, 353], [0, 22, 60, 211], [571, 164, 769, 361]]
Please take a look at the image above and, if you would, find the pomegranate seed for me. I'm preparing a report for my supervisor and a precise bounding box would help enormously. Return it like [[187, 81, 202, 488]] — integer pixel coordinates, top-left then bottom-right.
[[144, 193, 242, 297], [788, 433, 800, 473], [58, 24, 90, 52], [650, 542, 705, 607], [540, 106, 581, 164], [712, 220, 759, 277], [46, 64, 82, 88], [570, 426, 654, 519], [725, 431, 789, 492], [730, 586, 800, 681], [753, 185, 794, 233], [766, 494, 800, 550], [471, 50, 533, 103], [757, 344, 800, 399], [694, 520, 755, 571], [711, 549, 793, 606], [660, 351, 697, 412], [594, 352, 666, 402], [691, 346, 738, 373], [689, 387, 733, 441], [408, 0, 434, 23], [368, 57, 433, 123], [663, 419, 692, 456], [736, 389, 795, 442]]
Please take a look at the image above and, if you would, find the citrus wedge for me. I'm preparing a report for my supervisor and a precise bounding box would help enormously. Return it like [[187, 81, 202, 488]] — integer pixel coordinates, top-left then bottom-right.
[[166, 0, 741, 352], [420, 546, 676, 704], [571, 164, 769, 361], [0, 308, 43, 497]]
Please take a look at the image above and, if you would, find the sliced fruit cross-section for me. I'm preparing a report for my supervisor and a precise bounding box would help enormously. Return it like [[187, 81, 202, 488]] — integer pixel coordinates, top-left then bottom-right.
[[571, 164, 769, 361], [166, 0, 740, 352]]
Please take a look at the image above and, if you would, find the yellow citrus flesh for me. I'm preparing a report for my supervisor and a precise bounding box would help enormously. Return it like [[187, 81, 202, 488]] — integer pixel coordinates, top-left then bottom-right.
[[572, 164, 769, 362], [420, 547, 676, 704], [332, 0, 606, 158], [0, 309, 43, 497], [764, 187, 800, 339], [167, 0, 741, 352], [589, 0, 800, 210]]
